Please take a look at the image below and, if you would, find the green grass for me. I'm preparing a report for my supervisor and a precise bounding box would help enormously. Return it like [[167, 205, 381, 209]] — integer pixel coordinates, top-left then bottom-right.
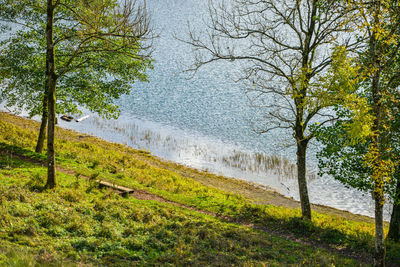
[[0, 157, 359, 266], [0, 112, 399, 265]]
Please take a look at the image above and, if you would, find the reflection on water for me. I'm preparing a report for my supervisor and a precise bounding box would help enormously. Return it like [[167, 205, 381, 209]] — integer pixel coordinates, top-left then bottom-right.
[[86, 116, 307, 192]]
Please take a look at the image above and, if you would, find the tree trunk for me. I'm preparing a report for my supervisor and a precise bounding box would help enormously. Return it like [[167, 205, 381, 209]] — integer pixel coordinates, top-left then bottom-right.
[[369, 1, 386, 263], [388, 180, 400, 242], [45, 0, 57, 189], [46, 78, 56, 188], [293, 2, 315, 221], [374, 195, 386, 266], [35, 93, 48, 153], [297, 140, 311, 220]]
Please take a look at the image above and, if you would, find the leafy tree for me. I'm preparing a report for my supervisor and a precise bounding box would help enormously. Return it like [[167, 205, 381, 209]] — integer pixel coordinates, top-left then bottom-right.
[[0, 0, 153, 187], [314, 1, 400, 265], [315, 108, 400, 241], [181, 0, 357, 220], [316, 60, 400, 244], [316, 48, 400, 244]]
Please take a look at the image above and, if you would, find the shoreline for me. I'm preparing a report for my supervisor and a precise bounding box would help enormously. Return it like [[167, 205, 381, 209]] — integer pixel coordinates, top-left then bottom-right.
[[54, 112, 388, 221], [0, 110, 384, 223]]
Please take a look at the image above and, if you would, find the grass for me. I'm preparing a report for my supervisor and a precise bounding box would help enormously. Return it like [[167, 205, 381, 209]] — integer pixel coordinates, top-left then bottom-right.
[[0, 157, 360, 266], [0, 111, 399, 265]]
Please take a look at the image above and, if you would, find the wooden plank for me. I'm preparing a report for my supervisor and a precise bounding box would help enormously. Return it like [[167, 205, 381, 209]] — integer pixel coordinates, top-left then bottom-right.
[[97, 180, 134, 194]]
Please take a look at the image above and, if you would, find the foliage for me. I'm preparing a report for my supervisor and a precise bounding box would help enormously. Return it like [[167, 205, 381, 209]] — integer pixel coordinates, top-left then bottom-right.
[[313, 1, 400, 263], [314, 0, 400, 202], [0, 0, 153, 119]]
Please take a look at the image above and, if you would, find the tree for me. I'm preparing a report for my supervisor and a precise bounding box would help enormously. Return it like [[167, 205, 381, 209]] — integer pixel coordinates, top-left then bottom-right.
[[0, 0, 153, 188], [316, 49, 400, 244], [0, 30, 79, 153], [181, 0, 356, 220], [386, 23, 400, 242], [314, 1, 400, 265], [315, 106, 400, 242]]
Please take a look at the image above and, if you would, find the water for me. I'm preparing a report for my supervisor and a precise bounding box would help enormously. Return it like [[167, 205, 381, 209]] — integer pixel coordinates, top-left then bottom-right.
[[2, 0, 392, 219], [118, 0, 388, 218]]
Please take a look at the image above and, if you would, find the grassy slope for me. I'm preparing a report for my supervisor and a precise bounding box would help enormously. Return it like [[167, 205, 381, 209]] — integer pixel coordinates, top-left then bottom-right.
[[0, 112, 399, 265]]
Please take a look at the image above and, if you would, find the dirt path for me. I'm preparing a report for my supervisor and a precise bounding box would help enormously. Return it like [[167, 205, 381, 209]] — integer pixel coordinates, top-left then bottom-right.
[[0, 148, 230, 220], [55, 165, 232, 219]]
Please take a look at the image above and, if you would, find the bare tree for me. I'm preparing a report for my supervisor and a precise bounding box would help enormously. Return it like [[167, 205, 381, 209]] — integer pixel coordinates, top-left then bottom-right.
[[181, 0, 357, 220]]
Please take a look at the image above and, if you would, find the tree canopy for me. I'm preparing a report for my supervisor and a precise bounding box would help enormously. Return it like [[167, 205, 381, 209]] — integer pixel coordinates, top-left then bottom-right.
[[0, 0, 153, 119], [0, 0, 154, 187], [313, 0, 400, 263]]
